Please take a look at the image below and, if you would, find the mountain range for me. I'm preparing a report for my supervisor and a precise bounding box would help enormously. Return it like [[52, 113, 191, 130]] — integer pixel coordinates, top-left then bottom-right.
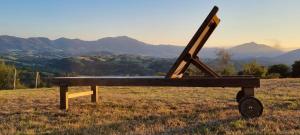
[[0, 35, 299, 65]]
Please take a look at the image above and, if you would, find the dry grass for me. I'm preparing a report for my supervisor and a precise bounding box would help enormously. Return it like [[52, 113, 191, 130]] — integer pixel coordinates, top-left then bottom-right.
[[0, 79, 300, 134]]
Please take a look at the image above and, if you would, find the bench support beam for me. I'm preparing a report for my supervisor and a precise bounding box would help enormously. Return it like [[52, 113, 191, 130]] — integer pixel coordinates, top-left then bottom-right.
[[191, 57, 220, 78]]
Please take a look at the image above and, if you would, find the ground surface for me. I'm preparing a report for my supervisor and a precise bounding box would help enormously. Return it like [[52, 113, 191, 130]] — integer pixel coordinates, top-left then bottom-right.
[[0, 79, 300, 134]]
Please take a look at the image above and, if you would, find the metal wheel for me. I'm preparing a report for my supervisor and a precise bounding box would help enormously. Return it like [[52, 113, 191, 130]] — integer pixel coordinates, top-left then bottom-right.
[[236, 90, 244, 102], [238, 97, 263, 119]]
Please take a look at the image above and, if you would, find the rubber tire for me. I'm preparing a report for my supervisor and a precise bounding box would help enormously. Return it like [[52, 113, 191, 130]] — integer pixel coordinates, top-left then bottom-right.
[[236, 90, 244, 103], [238, 97, 263, 119]]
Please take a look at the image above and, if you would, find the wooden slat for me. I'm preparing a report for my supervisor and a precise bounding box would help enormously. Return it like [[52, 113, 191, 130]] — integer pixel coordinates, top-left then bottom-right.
[[68, 91, 93, 99]]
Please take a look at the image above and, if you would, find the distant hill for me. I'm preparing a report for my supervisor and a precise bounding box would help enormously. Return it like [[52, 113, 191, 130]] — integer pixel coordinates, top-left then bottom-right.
[[228, 42, 284, 59], [1, 35, 299, 64], [0, 35, 59, 53], [0, 35, 183, 58], [274, 49, 300, 64]]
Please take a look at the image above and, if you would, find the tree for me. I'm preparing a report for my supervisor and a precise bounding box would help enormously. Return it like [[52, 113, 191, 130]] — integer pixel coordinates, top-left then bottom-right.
[[242, 61, 267, 77], [268, 64, 290, 78], [216, 49, 231, 68], [215, 49, 236, 75], [292, 61, 300, 77]]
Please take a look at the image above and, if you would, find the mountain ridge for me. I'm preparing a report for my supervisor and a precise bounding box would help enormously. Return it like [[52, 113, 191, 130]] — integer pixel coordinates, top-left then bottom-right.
[[0, 35, 299, 64]]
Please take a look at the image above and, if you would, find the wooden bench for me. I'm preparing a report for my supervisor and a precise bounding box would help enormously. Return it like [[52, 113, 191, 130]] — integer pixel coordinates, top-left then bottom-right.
[[52, 6, 263, 118]]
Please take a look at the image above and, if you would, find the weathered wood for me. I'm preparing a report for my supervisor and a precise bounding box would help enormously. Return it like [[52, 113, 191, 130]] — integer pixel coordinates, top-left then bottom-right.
[[91, 85, 98, 103], [60, 86, 68, 110], [52, 76, 260, 88], [166, 6, 220, 78], [68, 91, 93, 99]]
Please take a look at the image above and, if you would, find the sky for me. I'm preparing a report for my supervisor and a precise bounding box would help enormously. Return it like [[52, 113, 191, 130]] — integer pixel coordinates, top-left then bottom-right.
[[0, 0, 299, 50]]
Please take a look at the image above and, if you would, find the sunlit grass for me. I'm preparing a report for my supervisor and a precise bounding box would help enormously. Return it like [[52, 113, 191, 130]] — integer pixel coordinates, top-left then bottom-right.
[[0, 79, 300, 134]]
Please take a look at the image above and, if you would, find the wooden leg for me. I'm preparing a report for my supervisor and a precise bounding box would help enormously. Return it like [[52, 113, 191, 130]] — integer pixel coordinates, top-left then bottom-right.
[[60, 85, 69, 110], [91, 85, 98, 103], [242, 87, 254, 97]]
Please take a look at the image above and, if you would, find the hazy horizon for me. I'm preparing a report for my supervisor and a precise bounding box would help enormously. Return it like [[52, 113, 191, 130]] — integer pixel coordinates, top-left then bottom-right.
[[1, 0, 299, 50]]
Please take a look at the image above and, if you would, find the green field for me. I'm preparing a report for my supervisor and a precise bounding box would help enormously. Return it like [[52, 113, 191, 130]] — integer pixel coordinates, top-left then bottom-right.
[[0, 79, 300, 134]]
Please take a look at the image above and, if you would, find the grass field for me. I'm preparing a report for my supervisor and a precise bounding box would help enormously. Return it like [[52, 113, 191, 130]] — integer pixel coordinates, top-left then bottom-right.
[[0, 79, 300, 134]]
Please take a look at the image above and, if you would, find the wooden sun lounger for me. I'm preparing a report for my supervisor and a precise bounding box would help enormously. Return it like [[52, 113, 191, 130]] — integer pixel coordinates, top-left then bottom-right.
[[52, 6, 263, 118]]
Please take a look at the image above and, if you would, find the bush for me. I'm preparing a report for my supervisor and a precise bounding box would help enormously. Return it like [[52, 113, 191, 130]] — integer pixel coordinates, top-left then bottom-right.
[[266, 73, 281, 79], [268, 64, 290, 78], [220, 65, 236, 76], [292, 61, 300, 77], [241, 61, 267, 77], [0, 60, 19, 89]]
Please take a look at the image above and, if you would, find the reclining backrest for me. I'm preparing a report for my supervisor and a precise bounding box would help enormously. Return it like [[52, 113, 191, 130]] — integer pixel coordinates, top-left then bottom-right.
[[166, 6, 220, 79]]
